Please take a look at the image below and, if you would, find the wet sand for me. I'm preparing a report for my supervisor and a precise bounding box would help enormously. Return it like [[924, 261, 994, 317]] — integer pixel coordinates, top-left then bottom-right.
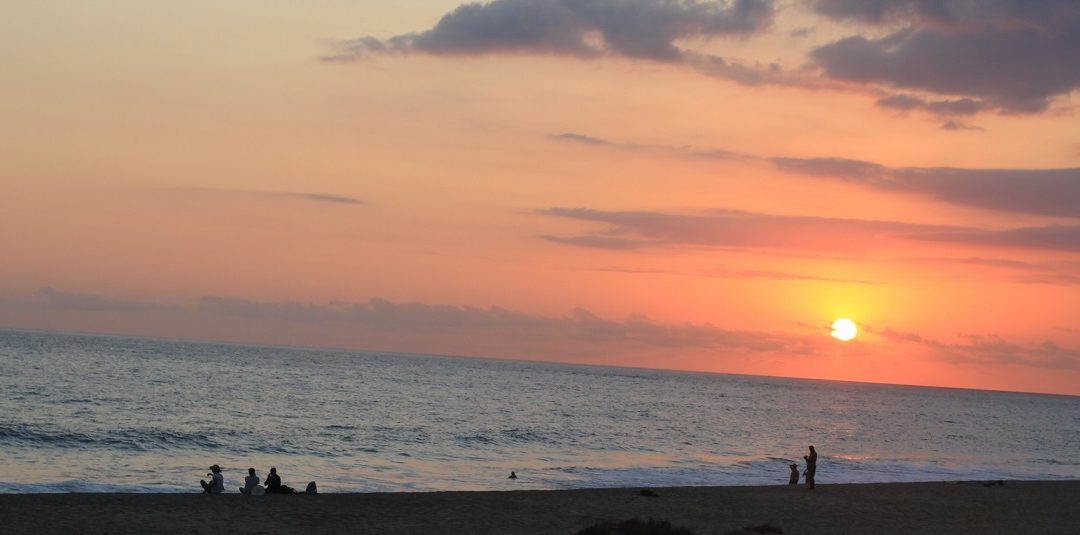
[[1, 480, 1077, 534]]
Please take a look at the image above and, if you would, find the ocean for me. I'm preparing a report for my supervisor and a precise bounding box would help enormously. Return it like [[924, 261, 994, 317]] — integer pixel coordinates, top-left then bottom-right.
[[1, 329, 1077, 493]]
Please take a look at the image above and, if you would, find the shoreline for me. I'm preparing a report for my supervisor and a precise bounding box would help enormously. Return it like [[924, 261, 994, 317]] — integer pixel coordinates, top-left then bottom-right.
[[1, 480, 1078, 534]]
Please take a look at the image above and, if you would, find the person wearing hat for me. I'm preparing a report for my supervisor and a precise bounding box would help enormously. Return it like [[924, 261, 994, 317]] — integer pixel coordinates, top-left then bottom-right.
[[200, 464, 225, 494]]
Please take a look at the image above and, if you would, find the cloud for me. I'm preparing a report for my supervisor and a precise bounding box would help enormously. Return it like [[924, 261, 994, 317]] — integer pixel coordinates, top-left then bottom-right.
[[326, 0, 775, 62], [538, 206, 1080, 253], [939, 120, 982, 131], [173, 187, 365, 205], [200, 294, 820, 354], [555, 132, 1080, 219], [0, 288, 173, 313], [705, 268, 879, 285], [879, 328, 1080, 370], [552, 131, 746, 160], [322, 1, 1079, 119], [552, 132, 611, 145], [280, 192, 365, 205], [875, 94, 986, 116], [324, 0, 799, 88], [537, 206, 955, 252], [809, 0, 1080, 113], [33, 288, 168, 312], [905, 224, 1080, 251], [770, 158, 1080, 218]]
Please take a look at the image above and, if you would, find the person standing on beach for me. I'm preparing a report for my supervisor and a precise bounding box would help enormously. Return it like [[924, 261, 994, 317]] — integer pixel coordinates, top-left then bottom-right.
[[803, 445, 817, 490], [788, 463, 799, 485], [200, 464, 224, 494]]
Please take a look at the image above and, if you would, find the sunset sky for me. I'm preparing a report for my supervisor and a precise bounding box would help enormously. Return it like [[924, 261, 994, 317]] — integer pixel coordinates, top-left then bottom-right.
[[3, 0, 1080, 395]]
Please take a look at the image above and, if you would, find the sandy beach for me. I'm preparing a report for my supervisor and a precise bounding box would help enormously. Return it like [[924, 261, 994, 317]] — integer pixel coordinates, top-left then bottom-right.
[[1, 480, 1077, 534]]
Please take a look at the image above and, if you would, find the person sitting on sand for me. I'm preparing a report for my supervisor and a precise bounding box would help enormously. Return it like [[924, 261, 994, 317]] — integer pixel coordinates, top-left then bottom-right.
[[265, 467, 295, 494], [803, 445, 817, 490], [788, 463, 799, 485], [239, 467, 262, 495], [200, 464, 224, 494], [305, 481, 318, 495]]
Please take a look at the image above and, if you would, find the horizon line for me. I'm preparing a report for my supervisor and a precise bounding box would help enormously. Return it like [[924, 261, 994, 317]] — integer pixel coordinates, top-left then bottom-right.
[[1, 325, 1075, 399]]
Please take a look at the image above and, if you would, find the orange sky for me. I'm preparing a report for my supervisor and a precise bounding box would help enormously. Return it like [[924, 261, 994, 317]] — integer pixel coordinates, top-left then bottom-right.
[[3, 1, 1080, 395]]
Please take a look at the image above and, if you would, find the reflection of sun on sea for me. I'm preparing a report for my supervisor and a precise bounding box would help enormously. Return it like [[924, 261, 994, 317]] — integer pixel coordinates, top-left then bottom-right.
[[831, 318, 857, 341]]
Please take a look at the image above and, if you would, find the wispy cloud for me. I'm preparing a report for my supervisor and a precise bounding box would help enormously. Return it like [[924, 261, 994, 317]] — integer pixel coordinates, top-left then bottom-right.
[[537, 206, 956, 253], [280, 192, 365, 205], [879, 328, 1080, 370], [905, 225, 1080, 251], [552, 132, 746, 159], [171, 187, 365, 205], [554, 131, 1080, 219], [0, 287, 172, 312], [538, 206, 1080, 253], [770, 157, 1080, 218], [704, 268, 879, 285], [200, 295, 822, 355]]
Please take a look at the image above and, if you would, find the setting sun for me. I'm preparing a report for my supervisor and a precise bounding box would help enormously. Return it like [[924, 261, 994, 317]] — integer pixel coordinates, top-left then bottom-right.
[[831, 318, 857, 341]]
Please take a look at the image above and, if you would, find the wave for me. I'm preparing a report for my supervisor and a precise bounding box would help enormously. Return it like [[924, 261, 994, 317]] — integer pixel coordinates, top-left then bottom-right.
[[0, 480, 191, 494], [0, 423, 271, 454]]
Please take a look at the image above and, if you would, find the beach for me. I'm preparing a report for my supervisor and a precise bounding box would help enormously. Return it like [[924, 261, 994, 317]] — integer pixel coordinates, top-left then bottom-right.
[[2, 480, 1078, 534]]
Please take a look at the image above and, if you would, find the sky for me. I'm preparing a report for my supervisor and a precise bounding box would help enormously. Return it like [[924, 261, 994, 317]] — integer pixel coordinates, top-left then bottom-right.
[[2, 0, 1080, 395]]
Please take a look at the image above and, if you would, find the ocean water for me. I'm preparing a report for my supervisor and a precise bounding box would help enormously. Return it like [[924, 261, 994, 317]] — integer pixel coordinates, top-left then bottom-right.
[[1, 329, 1077, 493]]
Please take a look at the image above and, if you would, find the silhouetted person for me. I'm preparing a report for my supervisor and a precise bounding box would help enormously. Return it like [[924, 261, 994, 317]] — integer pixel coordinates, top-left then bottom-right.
[[305, 481, 318, 495], [803, 445, 817, 490], [788, 464, 799, 485], [508, 471, 517, 480], [200, 464, 224, 494], [265, 467, 295, 494], [240, 467, 261, 494]]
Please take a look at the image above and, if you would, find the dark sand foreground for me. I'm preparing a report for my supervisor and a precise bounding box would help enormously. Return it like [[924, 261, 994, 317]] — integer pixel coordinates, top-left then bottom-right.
[[2, 481, 1078, 534]]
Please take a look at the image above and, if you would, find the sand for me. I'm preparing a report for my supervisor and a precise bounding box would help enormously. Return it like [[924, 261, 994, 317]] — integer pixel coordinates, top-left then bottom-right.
[[1, 480, 1078, 534]]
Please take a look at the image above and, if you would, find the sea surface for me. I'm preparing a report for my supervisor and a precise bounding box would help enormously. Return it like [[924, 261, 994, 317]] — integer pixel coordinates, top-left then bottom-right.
[[1, 329, 1078, 493]]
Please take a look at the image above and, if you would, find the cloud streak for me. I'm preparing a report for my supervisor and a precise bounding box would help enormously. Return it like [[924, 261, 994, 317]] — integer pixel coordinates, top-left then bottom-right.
[[537, 207, 954, 252], [771, 157, 1080, 219], [30, 287, 169, 312], [879, 328, 1080, 370], [172, 187, 365, 206], [199, 294, 821, 354], [555, 131, 1080, 219], [537, 206, 1080, 253]]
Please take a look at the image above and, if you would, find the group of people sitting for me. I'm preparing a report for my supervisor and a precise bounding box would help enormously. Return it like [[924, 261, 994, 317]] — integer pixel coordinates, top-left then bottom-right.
[[200, 464, 315, 495]]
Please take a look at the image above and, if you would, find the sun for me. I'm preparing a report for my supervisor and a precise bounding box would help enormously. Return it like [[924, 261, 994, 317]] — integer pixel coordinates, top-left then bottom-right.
[[830, 318, 857, 341]]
